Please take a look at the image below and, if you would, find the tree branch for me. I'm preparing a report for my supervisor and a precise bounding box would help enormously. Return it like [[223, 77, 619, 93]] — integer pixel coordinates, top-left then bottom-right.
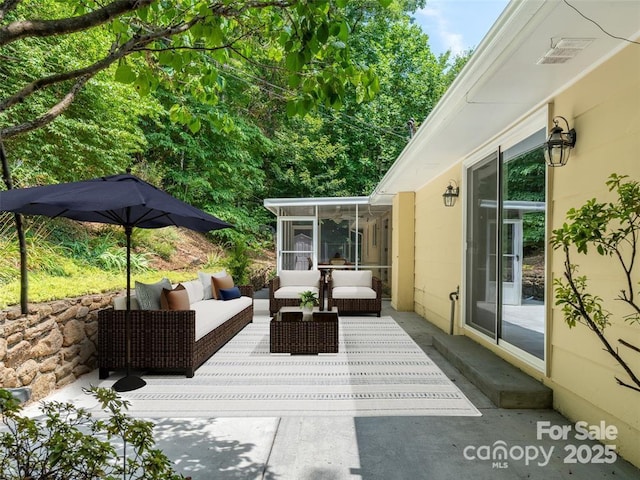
[[0, 17, 199, 117], [563, 246, 640, 391], [0, 0, 306, 134], [619, 338, 640, 354], [0, 0, 21, 22], [0, 75, 90, 138], [0, 0, 154, 47], [616, 377, 640, 393], [613, 245, 636, 305]]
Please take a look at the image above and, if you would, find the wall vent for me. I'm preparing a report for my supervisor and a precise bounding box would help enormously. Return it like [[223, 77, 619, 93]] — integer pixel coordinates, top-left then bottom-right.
[[537, 38, 594, 65]]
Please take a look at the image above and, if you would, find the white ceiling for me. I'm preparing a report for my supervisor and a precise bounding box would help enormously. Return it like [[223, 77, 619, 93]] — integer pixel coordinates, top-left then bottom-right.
[[370, 0, 640, 203]]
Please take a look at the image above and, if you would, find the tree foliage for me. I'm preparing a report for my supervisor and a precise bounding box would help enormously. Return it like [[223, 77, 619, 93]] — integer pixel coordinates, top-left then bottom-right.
[[0, 386, 184, 479], [1, 0, 382, 143], [504, 148, 546, 251], [1, 0, 468, 212], [551, 173, 640, 392], [0, 0, 473, 311], [262, 4, 471, 198]]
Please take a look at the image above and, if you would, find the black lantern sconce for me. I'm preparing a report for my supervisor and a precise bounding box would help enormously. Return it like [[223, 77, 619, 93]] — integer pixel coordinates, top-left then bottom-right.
[[544, 116, 577, 167], [443, 180, 459, 207]]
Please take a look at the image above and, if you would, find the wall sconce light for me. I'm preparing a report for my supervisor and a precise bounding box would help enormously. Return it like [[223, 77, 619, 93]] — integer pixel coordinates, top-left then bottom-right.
[[443, 180, 459, 207], [544, 116, 577, 167]]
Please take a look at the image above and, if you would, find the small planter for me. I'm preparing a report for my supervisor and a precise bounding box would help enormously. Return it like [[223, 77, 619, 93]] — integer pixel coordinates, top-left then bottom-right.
[[299, 290, 318, 318]]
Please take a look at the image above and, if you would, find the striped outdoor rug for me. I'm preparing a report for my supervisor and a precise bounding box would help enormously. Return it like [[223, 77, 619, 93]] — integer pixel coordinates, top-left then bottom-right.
[[106, 314, 481, 417]]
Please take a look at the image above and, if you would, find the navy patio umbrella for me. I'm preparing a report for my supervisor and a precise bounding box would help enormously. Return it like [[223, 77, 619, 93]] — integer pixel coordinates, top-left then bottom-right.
[[0, 173, 232, 391]]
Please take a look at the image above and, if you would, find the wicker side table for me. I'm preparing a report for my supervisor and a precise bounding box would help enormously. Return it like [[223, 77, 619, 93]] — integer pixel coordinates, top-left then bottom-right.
[[270, 307, 339, 354]]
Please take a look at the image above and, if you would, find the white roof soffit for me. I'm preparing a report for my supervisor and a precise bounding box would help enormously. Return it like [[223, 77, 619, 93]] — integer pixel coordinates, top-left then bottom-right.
[[263, 196, 373, 215], [370, 0, 640, 204]]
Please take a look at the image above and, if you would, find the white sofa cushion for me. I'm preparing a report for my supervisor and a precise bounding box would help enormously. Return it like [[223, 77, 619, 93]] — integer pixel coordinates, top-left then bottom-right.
[[198, 270, 227, 299], [274, 285, 320, 299], [331, 270, 372, 288], [278, 270, 320, 287], [191, 296, 253, 341], [113, 290, 253, 342], [113, 295, 140, 310], [181, 280, 204, 304], [331, 286, 377, 299]]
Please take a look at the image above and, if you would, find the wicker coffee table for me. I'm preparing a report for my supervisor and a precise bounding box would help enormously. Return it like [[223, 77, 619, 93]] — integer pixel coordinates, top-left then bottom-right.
[[270, 306, 339, 354]]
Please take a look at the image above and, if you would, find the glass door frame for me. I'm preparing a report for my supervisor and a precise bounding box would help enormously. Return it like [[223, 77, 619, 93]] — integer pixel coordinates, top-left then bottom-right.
[[277, 215, 317, 272], [461, 109, 548, 371], [501, 218, 523, 306], [464, 148, 500, 339]]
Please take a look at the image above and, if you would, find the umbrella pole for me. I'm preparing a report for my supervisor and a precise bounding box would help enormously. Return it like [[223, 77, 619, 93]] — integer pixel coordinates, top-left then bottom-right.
[[112, 225, 146, 393]]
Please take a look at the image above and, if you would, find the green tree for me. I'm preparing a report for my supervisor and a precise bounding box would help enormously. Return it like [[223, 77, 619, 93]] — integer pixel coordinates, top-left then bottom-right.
[[335, 12, 469, 194], [180, 0, 473, 203], [1, 0, 381, 141], [139, 87, 271, 239], [262, 4, 471, 198], [266, 115, 351, 198], [0, 0, 386, 312], [503, 149, 546, 251]]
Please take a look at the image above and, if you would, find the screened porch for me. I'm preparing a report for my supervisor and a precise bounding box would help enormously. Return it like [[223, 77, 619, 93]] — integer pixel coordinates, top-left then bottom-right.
[[263, 197, 392, 298]]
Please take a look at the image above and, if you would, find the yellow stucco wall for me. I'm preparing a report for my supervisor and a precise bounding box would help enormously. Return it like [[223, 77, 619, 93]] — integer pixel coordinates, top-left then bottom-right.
[[413, 166, 463, 333], [391, 192, 414, 311], [546, 43, 640, 466], [407, 44, 640, 466]]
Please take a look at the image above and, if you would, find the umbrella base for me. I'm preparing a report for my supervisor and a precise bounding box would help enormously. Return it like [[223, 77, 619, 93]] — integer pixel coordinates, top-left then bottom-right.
[[112, 374, 146, 392]]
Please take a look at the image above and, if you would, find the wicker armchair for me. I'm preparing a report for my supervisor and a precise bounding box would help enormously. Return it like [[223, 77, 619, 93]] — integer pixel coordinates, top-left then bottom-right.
[[327, 270, 382, 316], [269, 270, 323, 315]]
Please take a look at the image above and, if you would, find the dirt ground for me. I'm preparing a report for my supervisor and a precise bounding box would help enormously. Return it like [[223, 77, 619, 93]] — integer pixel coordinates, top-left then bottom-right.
[[148, 229, 223, 271], [148, 229, 275, 286]]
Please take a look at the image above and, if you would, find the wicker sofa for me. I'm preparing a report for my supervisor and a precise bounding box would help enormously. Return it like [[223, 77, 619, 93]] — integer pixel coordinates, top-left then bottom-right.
[[98, 278, 253, 379], [327, 270, 382, 316], [269, 270, 323, 315]]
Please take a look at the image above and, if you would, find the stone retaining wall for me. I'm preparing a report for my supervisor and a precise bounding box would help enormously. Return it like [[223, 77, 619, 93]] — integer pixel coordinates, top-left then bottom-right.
[[522, 270, 544, 301], [0, 293, 117, 401]]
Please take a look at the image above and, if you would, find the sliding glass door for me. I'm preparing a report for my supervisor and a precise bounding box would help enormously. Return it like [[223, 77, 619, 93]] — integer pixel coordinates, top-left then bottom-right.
[[465, 153, 498, 338], [500, 132, 546, 360], [465, 129, 546, 362]]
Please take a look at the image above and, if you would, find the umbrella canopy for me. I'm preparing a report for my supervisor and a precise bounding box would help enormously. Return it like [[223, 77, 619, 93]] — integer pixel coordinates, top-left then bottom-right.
[[0, 173, 233, 391], [0, 173, 232, 232]]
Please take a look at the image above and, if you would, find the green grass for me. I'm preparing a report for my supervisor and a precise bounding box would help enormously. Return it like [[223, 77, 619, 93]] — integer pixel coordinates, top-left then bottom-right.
[[0, 219, 202, 309], [0, 219, 271, 310], [0, 268, 201, 309]]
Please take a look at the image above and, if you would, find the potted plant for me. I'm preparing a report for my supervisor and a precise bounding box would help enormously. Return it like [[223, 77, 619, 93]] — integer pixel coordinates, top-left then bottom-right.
[[299, 290, 318, 313]]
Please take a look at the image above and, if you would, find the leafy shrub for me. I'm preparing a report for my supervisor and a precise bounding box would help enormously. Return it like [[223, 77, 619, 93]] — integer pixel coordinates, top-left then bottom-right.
[[62, 231, 119, 265], [98, 248, 149, 272], [224, 242, 251, 285], [203, 251, 224, 270], [551, 173, 640, 392], [0, 387, 185, 480], [132, 228, 178, 261]]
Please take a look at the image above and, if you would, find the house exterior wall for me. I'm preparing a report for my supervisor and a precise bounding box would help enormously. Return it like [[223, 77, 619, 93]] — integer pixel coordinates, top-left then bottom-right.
[[414, 165, 463, 333], [546, 43, 640, 467], [407, 44, 640, 466], [391, 192, 414, 311]]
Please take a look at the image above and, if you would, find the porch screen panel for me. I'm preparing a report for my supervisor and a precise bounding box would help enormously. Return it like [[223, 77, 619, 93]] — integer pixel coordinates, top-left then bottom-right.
[[279, 218, 314, 271], [465, 152, 498, 338]]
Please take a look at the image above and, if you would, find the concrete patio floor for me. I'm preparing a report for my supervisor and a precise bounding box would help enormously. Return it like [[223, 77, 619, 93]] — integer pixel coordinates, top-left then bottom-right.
[[22, 299, 640, 480]]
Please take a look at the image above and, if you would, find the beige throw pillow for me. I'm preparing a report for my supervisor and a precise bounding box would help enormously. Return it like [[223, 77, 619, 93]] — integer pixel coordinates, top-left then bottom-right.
[[160, 284, 190, 311], [211, 274, 234, 300]]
